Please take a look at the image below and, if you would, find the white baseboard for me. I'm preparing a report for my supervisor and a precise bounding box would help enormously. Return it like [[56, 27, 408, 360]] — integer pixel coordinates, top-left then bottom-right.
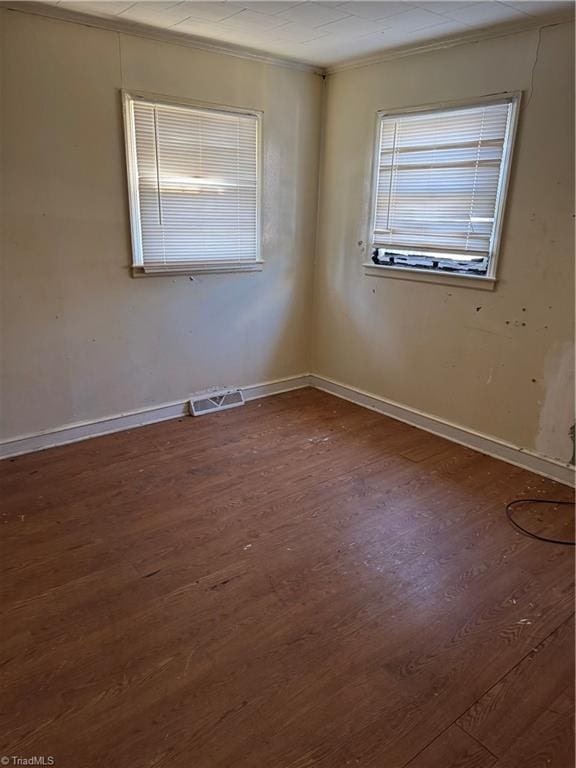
[[309, 374, 575, 488], [2, 371, 573, 488], [242, 375, 311, 401], [0, 374, 310, 460]]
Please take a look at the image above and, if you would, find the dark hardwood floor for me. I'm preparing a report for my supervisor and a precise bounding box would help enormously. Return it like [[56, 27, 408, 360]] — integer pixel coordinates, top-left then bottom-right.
[[1, 388, 574, 767]]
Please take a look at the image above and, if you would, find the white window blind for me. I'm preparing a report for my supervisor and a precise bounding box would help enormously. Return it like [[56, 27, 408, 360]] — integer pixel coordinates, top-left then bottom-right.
[[123, 93, 261, 273], [371, 96, 519, 277]]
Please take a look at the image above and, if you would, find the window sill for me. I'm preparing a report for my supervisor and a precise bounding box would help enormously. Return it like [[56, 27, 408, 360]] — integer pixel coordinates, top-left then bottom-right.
[[363, 263, 496, 291], [132, 260, 265, 277]]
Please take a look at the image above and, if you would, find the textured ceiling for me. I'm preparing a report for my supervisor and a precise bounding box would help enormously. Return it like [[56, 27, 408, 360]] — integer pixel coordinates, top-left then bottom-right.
[[43, 1, 574, 66]]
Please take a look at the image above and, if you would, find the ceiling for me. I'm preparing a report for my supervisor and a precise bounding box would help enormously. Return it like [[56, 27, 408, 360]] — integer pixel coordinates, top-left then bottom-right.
[[43, 1, 574, 66]]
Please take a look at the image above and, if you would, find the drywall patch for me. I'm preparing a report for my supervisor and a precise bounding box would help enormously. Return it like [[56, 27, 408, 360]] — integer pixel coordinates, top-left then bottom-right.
[[535, 341, 575, 463]]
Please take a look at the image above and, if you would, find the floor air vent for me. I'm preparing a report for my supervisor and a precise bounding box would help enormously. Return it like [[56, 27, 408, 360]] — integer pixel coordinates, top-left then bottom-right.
[[189, 388, 245, 416]]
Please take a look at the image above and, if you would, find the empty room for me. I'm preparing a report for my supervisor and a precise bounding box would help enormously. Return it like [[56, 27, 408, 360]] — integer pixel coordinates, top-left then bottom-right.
[[1, 0, 575, 765]]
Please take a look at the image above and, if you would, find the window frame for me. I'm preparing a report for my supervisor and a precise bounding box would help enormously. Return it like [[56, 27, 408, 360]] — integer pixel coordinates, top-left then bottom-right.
[[365, 92, 521, 287], [122, 90, 264, 277]]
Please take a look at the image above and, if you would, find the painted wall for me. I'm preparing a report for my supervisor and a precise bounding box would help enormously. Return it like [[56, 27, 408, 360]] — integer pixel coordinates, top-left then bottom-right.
[[0, 9, 321, 440], [1, 9, 574, 469], [313, 21, 575, 464]]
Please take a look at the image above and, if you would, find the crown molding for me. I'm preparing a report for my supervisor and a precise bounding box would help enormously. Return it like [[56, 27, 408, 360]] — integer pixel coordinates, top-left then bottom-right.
[[1, 3, 573, 82], [325, 11, 575, 75], [0, 1, 324, 75]]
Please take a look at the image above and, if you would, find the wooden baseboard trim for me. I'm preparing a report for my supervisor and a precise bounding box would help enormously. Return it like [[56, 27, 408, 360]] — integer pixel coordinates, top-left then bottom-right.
[[2, 372, 572, 487], [0, 375, 311, 460], [309, 374, 575, 488]]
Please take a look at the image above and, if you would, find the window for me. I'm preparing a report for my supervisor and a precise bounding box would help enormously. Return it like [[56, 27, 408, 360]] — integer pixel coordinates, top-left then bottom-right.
[[369, 95, 519, 280], [123, 92, 261, 274]]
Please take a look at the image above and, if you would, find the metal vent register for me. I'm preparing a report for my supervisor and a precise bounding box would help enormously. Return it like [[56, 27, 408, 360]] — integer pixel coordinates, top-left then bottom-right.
[[189, 389, 245, 416]]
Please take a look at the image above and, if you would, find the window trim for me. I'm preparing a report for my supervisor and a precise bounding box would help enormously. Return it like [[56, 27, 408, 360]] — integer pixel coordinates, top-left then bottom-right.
[[364, 92, 521, 285], [121, 89, 264, 276]]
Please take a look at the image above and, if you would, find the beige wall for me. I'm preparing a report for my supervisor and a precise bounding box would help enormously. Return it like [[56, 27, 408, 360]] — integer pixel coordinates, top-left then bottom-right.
[[0, 9, 321, 439], [313, 21, 575, 464], [1, 9, 574, 468]]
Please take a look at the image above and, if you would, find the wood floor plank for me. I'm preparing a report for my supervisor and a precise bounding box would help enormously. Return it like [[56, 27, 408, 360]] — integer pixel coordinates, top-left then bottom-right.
[[403, 724, 496, 768], [457, 616, 575, 757], [491, 690, 575, 768], [0, 389, 573, 768]]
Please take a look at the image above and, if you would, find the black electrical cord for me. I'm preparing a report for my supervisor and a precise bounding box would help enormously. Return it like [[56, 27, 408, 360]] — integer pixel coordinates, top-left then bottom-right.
[[505, 498, 575, 546]]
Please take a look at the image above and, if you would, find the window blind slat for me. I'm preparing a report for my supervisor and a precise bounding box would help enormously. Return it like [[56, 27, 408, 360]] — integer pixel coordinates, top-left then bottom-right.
[[128, 98, 260, 270], [372, 100, 515, 267]]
